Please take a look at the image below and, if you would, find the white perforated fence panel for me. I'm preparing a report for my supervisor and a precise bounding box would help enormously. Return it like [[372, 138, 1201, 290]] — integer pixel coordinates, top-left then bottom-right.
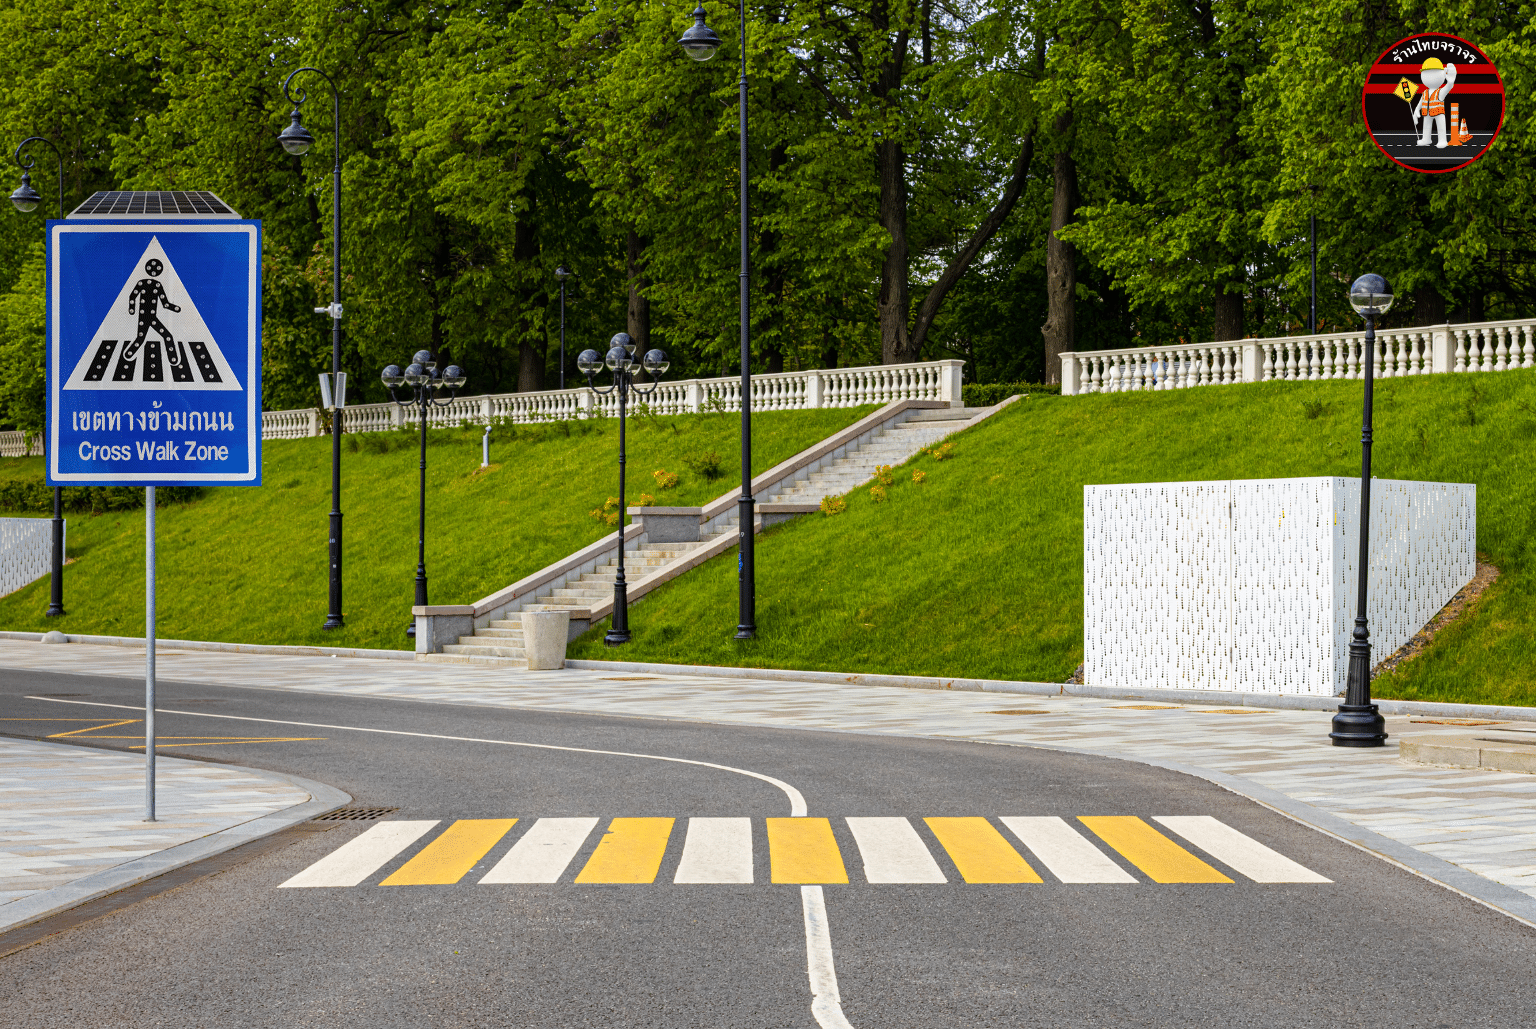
[[0, 518, 57, 598], [1084, 478, 1475, 696]]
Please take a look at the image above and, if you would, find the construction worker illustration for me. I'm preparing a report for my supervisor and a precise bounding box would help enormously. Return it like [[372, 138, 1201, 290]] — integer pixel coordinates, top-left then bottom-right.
[[1413, 57, 1458, 148], [121, 258, 184, 367]]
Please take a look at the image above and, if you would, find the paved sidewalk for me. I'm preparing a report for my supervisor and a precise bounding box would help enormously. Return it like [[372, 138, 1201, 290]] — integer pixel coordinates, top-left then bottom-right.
[[5, 639, 1536, 915], [0, 733, 328, 931]]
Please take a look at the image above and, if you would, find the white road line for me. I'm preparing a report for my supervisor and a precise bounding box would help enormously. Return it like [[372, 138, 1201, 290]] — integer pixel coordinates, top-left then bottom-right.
[[846, 817, 947, 883], [1154, 816, 1333, 883], [1000, 816, 1138, 883], [279, 820, 439, 888], [480, 817, 597, 884], [29, 695, 856, 1028], [674, 817, 754, 884]]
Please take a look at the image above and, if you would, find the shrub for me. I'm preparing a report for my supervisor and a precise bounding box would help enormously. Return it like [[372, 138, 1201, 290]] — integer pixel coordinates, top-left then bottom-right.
[[820, 494, 847, 516], [683, 449, 726, 481], [961, 381, 1060, 406], [869, 484, 888, 503], [875, 464, 894, 486], [0, 482, 202, 514], [588, 496, 621, 526], [636, 492, 655, 507], [912, 469, 927, 485], [926, 441, 955, 461], [653, 469, 680, 490]]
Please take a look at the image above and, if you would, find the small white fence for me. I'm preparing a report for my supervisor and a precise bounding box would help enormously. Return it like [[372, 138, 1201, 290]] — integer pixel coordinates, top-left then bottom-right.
[[260, 359, 964, 440], [1061, 318, 1535, 395], [0, 433, 43, 458], [1084, 477, 1475, 696], [0, 517, 58, 598]]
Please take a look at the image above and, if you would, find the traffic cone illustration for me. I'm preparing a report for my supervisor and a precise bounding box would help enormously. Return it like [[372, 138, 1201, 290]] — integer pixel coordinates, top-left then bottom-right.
[[1449, 104, 1474, 146]]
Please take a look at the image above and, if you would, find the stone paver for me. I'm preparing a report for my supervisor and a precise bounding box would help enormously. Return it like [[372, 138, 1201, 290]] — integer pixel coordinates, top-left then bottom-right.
[[5, 639, 1536, 903], [0, 734, 311, 909]]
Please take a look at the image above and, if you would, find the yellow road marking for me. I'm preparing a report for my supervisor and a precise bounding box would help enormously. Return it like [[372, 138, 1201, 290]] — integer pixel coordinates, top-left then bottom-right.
[[767, 818, 848, 884], [925, 817, 1043, 883], [574, 817, 675, 883], [49, 719, 140, 738], [382, 819, 518, 885], [1079, 816, 1232, 883], [128, 737, 326, 749]]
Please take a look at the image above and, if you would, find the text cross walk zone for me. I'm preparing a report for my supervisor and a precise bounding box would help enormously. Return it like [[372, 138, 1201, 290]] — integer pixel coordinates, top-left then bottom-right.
[[280, 815, 1331, 889]]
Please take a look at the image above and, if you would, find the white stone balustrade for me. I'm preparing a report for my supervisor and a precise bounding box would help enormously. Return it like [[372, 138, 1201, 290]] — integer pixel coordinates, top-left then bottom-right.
[[1060, 317, 1536, 395], [0, 433, 43, 458], [259, 359, 964, 440]]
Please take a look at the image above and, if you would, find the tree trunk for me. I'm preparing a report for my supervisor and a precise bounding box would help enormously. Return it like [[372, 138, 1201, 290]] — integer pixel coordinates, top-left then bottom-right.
[[878, 139, 913, 364], [626, 229, 650, 351], [1413, 284, 1446, 327], [1213, 287, 1244, 342], [517, 340, 544, 393], [1041, 116, 1077, 384]]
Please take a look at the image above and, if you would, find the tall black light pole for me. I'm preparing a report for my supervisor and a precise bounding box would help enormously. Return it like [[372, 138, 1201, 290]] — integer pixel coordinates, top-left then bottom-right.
[[555, 266, 570, 389], [278, 67, 347, 630], [382, 352, 466, 637], [679, 6, 757, 640], [1330, 273, 1394, 748], [1308, 186, 1320, 334], [577, 334, 669, 646], [10, 136, 66, 618]]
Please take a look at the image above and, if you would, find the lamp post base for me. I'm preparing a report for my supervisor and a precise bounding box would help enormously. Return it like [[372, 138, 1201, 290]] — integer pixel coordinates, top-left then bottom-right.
[[604, 628, 632, 647], [1329, 703, 1388, 747]]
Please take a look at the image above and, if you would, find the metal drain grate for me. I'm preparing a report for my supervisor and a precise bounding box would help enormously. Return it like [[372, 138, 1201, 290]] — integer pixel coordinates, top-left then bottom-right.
[[311, 806, 399, 822]]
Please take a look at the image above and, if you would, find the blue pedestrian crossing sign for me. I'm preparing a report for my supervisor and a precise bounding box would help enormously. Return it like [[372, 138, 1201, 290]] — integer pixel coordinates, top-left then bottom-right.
[[47, 191, 261, 486]]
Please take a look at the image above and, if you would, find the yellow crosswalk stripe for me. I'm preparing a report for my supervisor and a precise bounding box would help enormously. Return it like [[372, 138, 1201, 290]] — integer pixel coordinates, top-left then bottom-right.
[[381, 819, 517, 885], [574, 817, 675, 884], [924, 817, 1043, 883], [767, 818, 848, 884], [1078, 816, 1233, 883]]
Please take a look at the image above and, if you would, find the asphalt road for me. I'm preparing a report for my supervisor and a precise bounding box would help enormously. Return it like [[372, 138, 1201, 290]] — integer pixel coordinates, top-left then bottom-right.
[[1, 666, 1533, 1028]]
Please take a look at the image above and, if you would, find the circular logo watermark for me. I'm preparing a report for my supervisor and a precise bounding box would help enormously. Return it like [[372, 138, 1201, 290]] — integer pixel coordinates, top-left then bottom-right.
[[1362, 33, 1505, 173]]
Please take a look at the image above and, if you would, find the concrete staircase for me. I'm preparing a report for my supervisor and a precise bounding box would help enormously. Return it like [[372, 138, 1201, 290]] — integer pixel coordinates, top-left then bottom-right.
[[419, 398, 1020, 666]]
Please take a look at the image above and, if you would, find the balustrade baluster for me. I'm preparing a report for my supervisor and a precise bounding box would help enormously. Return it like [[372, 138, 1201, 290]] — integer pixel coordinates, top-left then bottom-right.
[[1495, 327, 1510, 371], [1452, 329, 1468, 372], [1524, 326, 1536, 369]]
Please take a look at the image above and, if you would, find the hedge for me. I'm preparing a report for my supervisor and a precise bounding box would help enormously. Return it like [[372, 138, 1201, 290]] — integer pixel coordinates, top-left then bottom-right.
[[0, 481, 203, 514], [961, 381, 1062, 407]]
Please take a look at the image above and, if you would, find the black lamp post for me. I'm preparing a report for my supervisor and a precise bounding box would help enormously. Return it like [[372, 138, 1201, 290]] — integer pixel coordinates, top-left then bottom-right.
[[382, 352, 467, 637], [678, 6, 757, 640], [577, 334, 669, 646], [279, 67, 348, 630], [1330, 273, 1394, 748], [555, 266, 570, 390], [10, 136, 65, 619]]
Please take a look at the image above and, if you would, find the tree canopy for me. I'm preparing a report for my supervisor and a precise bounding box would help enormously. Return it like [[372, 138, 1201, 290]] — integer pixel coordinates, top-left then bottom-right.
[[0, 0, 1530, 430]]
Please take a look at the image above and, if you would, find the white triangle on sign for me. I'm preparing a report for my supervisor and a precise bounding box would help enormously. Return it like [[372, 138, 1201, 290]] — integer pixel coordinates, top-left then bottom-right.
[[63, 236, 241, 392]]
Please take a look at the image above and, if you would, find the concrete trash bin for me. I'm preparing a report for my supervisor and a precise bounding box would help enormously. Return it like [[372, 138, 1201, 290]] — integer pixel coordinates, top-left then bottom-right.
[[521, 610, 570, 670]]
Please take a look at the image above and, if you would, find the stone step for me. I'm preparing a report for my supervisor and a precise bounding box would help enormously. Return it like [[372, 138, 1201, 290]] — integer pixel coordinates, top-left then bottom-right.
[[444, 643, 526, 659], [420, 652, 525, 667], [549, 587, 612, 601], [476, 627, 524, 640]]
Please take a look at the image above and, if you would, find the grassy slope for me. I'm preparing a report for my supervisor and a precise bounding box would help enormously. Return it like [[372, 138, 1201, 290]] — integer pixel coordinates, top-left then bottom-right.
[[0, 406, 874, 650], [569, 371, 1536, 706]]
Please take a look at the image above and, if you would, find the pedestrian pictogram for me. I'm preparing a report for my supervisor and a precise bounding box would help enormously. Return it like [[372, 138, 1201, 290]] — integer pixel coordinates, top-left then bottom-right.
[[63, 237, 239, 391], [1362, 34, 1505, 174]]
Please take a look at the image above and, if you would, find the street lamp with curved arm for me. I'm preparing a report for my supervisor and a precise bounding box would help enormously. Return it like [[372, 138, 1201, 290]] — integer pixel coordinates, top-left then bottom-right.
[[279, 67, 348, 630], [10, 135, 66, 619]]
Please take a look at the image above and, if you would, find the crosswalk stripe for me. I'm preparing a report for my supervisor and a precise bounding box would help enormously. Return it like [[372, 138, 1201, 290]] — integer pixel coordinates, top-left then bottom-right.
[[924, 817, 1043, 883], [479, 817, 597, 884], [381, 819, 517, 886], [279, 820, 440, 888], [999, 816, 1138, 883], [575, 817, 675, 884], [1153, 816, 1333, 883], [1079, 817, 1233, 884], [767, 818, 848, 884], [674, 817, 754, 884], [846, 817, 948, 883]]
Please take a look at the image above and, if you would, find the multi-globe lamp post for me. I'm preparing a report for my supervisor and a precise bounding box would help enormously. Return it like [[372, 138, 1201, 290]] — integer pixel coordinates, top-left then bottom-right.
[[277, 67, 349, 630], [381, 353, 467, 637], [9, 136, 66, 618], [678, 6, 759, 640], [1330, 273, 1394, 748], [577, 333, 669, 646]]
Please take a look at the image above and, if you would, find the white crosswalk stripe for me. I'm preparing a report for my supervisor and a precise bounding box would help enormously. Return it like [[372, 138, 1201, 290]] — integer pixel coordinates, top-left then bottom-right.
[[846, 817, 948, 883], [1000, 816, 1139, 883], [674, 817, 754, 884], [478, 817, 597, 884], [279, 820, 439, 888], [1154, 816, 1334, 883]]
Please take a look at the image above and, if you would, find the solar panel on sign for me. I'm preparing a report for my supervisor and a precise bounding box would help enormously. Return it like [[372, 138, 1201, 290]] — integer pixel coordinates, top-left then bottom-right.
[[68, 191, 238, 219]]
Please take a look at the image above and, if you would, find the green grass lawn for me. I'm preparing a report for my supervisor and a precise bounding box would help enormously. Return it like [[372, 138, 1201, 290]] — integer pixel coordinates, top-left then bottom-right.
[[0, 406, 874, 650], [569, 370, 1536, 707]]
